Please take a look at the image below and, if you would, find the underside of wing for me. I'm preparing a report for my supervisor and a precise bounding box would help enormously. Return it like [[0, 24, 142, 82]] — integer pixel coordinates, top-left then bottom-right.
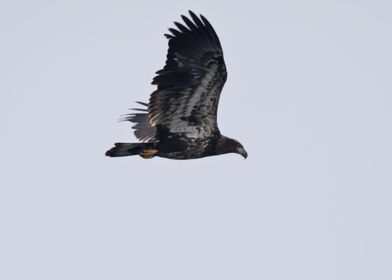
[[148, 10, 227, 139], [121, 101, 156, 142]]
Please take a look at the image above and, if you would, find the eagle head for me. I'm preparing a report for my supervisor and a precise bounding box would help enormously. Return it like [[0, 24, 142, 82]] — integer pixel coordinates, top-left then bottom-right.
[[218, 136, 248, 159]]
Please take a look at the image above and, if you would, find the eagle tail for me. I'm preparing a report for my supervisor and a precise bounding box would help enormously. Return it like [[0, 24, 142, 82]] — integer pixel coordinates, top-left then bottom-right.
[[105, 142, 157, 158]]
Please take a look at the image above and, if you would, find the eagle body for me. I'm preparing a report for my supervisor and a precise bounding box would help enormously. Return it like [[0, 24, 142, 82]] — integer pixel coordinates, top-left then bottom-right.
[[106, 11, 247, 160]]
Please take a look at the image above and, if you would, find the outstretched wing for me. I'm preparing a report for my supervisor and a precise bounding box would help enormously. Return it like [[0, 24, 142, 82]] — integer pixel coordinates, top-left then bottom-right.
[[149, 11, 227, 139]]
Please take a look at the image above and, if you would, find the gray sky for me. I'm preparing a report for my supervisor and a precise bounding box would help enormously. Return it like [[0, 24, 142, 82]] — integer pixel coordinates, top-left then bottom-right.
[[1, 0, 392, 279]]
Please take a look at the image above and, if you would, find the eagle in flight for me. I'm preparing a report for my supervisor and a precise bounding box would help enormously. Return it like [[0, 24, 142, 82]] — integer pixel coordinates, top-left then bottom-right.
[[106, 11, 247, 160]]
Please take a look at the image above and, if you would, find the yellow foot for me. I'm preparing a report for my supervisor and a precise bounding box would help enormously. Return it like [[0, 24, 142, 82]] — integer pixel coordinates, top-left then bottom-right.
[[139, 148, 158, 159]]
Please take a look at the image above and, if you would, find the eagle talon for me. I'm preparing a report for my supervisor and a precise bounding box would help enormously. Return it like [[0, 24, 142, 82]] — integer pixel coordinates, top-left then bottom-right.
[[139, 149, 158, 159]]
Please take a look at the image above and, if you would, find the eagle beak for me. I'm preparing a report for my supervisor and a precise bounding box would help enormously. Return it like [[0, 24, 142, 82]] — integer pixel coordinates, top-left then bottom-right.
[[237, 147, 248, 159]]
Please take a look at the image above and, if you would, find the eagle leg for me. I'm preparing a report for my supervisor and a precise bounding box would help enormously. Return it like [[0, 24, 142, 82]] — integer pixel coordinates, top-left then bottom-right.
[[139, 148, 158, 159]]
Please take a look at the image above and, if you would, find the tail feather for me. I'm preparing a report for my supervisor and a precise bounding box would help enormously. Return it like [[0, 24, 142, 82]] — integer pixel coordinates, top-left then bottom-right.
[[105, 142, 157, 157], [105, 143, 142, 157]]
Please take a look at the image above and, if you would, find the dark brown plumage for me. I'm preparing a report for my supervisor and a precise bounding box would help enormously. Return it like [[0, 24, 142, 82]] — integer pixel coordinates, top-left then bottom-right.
[[106, 11, 247, 160]]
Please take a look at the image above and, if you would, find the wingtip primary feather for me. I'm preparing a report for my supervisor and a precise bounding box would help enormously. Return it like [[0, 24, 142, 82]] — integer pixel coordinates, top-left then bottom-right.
[[188, 10, 197, 19], [174, 21, 190, 33], [188, 10, 204, 28], [135, 101, 149, 107], [182, 14, 198, 31]]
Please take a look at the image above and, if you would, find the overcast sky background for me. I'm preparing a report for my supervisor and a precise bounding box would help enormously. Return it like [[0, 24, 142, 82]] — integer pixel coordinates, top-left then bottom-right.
[[1, 0, 392, 279]]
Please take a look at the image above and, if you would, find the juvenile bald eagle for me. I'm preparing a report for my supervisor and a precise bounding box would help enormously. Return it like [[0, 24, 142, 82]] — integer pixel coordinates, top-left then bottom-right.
[[106, 11, 247, 160]]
